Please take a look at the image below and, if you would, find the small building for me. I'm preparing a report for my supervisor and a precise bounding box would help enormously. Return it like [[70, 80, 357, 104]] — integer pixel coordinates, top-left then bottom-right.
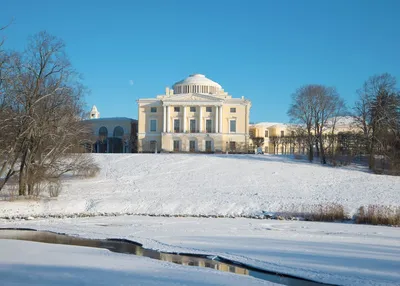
[[249, 122, 290, 154], [137, 74, 252, 153], [83, 106, 138, 153]]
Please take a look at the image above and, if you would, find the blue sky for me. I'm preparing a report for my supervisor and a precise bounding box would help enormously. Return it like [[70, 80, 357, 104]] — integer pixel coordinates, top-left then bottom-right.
[[1, 0, 399, 123]]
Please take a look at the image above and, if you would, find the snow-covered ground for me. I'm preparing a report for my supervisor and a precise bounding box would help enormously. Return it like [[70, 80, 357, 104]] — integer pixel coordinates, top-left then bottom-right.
[[1, 155, 399, 285], [1, 216, 399, 285], [1, 154, 399, 218], [0, 239, 275, 286]]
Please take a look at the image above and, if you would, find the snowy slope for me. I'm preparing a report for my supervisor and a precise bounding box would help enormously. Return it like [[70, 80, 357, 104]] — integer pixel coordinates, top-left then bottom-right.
[[0, 154, 399, 218]]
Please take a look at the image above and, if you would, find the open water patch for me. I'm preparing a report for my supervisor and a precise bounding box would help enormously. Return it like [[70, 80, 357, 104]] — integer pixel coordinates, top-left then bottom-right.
[[0, 228, 336, 286]]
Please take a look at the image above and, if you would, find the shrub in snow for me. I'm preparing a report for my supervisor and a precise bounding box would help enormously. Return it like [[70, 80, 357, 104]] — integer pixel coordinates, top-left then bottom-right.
[[355, 205, 400, 226]]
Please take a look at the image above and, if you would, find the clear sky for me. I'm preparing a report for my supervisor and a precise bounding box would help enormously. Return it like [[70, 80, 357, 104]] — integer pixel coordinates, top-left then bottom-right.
[[1, 0, 399, 123]]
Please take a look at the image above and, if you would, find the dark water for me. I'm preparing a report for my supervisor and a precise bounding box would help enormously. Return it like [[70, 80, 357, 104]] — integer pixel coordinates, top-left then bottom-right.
[[0, 228, 336, 286]]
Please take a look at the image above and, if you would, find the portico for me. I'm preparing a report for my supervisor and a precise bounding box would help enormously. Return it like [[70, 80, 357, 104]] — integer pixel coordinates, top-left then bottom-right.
[[162, 104, 223, 134]]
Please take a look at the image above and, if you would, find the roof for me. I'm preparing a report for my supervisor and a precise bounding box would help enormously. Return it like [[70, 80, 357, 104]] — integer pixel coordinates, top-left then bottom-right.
[[83, 117, 137, 122], [172, 74, 222, 89]]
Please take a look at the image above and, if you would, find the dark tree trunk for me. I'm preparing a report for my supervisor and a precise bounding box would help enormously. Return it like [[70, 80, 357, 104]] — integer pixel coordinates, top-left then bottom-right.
[[18, 157, 27, 196], [308, 144, 313, 162], [319, 136, 327, 164]]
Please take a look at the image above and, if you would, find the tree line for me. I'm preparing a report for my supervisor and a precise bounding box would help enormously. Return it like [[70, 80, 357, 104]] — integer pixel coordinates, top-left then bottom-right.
[[0, 28, 96, 197], [287, 73, 400, 174]]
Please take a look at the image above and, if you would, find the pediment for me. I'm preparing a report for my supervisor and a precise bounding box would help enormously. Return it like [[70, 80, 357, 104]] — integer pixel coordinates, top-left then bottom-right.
[[163, 93, 223, 103]]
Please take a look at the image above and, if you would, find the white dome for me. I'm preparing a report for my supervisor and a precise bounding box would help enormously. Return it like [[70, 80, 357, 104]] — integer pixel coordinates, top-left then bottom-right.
[[172, 74, 222, 95]]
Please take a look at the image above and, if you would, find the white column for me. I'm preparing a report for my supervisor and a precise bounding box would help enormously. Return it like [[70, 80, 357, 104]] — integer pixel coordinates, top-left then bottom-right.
[[199, 106, 203, 132], [219, 105, 223, 133], [183, 106, 186, 133], [163, 105, 166, 132], [215, 106, 218, 133], [167, 106, 171, 133]]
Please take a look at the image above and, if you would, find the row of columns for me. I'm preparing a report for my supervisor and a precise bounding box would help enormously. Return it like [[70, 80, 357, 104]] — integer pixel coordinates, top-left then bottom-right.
[[162, 105, 223, 133]]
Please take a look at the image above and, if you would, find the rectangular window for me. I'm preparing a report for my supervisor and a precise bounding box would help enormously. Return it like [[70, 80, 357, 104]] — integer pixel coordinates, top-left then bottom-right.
[[265, 130, 269, 137], [190, 119, 196, 132], [281, 130, 285, 137], [206, 119, 212, 133], [173, 140, 180, 151], [150, 119, 157, 132], [230, 120, 236, 133], [190, 106, 196, 112], [174, 106, 180, 112], [150, 107, 157, 113], [189, 140, 195, 152], [230, 107, 236, 113], [205, 141, 212, 152], [174, 119, 180, 133], [249, 129, 255, 138], [206, 106, 212, 112]]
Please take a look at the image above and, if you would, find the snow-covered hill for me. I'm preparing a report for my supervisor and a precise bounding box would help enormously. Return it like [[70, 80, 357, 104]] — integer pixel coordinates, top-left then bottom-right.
[[1, 154, 399, 218]]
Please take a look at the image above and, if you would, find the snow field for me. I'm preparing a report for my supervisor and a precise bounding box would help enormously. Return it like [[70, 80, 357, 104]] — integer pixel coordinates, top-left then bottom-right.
[[0, 153, 399, 218]]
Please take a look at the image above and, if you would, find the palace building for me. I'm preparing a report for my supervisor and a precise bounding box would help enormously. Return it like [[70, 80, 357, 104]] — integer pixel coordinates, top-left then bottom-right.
[[137, 74, 252, 153]]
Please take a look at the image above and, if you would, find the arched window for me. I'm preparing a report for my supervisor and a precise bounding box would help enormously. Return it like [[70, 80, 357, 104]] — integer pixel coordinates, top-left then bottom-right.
[[99, 126, 108, 138], [113, 126, 124, 137]]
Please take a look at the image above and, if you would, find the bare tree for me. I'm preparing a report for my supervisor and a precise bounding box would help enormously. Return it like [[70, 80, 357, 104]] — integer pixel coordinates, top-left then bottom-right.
[[354, 73, 400, 171], [0, 31, 96, 195], [313, 86, 346, 164], [288, 85, 345, 164], [251, 136, 264, 148], [269, 136, 281, 154], [288, 86, 316, 161]]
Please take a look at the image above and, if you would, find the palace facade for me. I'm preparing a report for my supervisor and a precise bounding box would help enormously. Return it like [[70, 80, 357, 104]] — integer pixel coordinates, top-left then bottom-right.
[[137, 74, 251, 153]]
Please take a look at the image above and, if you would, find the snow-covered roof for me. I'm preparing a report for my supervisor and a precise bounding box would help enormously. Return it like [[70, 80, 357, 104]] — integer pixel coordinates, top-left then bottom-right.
[[173, 74, 222, 89], [251, 122, 286, 128], [326, 116, 357, 128]]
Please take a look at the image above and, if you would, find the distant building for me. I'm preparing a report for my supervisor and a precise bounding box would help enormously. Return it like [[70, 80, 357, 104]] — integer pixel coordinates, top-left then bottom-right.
[[249, 116, 359, 154], [83, 106, 138, 153], [136, 74, 252, 153], [249, 122, 290, 154]]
